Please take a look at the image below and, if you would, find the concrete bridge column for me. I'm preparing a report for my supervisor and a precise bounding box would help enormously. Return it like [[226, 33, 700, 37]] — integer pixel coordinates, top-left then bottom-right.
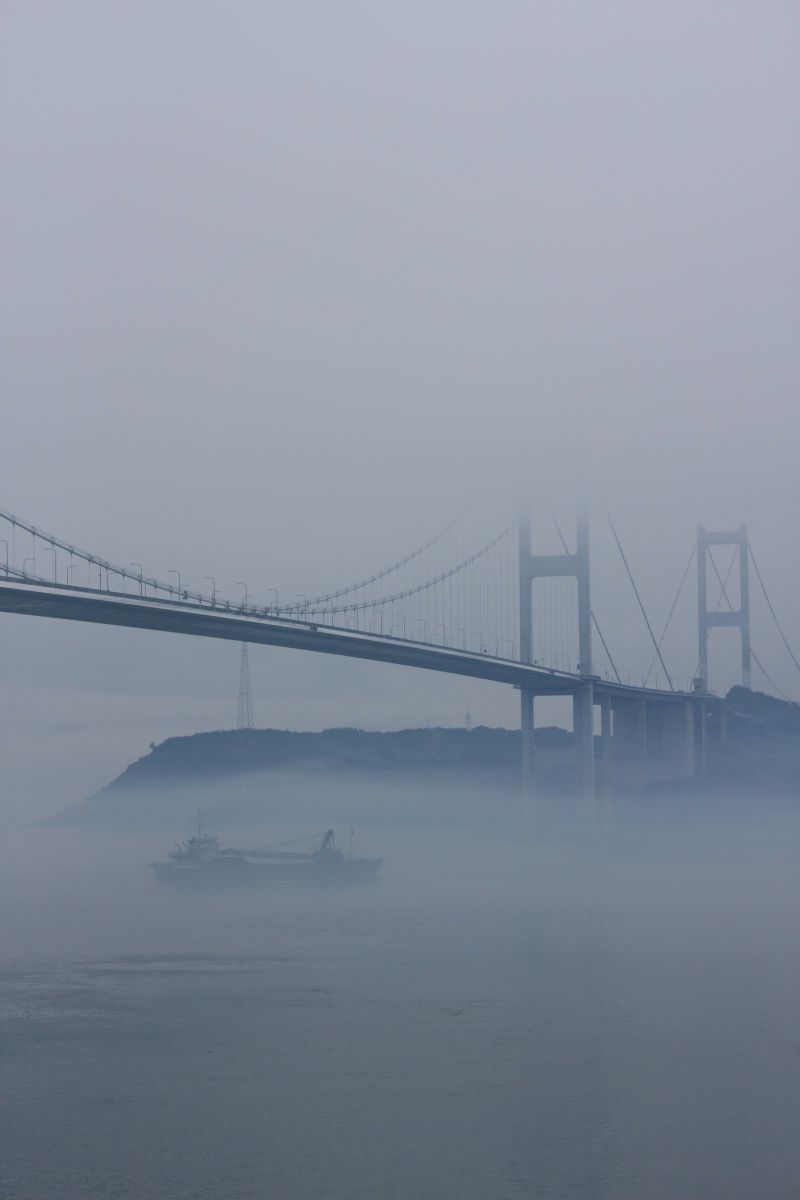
[[520, 687, 535, 798], [645, 700, 696, 783], [573, 682, 595, 805], [682, 699, 696, 778], [598, 693, 613, 799], [693, 698, 707, 777], [644, 703, 664, 783], [612, 698, 648, 790]]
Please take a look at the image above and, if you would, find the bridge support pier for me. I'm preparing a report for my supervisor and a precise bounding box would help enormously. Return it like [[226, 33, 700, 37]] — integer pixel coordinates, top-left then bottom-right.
[[684, 700, 697, 777], [598, 693, 613, 800], [573, 682, 595, 806], [607, 697, 705, 792], [520, 687, 536, 797], [611, 698, 648, 789], [693, 698, 707, 777], [644, 700, 696, 783]]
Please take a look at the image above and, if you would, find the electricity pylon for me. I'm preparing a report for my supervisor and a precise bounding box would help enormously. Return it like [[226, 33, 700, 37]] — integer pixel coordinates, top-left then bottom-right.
[[236, 643, 254, 730]]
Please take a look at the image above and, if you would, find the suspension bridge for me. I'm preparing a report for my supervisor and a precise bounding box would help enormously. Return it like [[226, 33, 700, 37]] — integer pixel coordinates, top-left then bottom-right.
[[0, 502, 795, 803]]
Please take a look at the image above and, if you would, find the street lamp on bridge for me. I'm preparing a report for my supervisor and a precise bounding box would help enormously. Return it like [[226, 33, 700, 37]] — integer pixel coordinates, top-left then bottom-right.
[[237, 582, 249, 611], [203, 576, 216, 605], [131, 563, 144, 597], [169, 569, 182, 601]]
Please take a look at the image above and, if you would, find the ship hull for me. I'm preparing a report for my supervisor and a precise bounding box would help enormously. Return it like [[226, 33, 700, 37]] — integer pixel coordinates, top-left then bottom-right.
[[150, 856, 383, 886]]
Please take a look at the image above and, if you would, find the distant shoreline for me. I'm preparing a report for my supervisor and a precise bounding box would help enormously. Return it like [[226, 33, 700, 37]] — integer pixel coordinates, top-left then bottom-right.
[[52, 688, 800, 828]]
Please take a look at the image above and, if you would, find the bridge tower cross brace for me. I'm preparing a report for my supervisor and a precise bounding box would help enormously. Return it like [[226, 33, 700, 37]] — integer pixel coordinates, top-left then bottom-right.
[[518, 508, 592, 796], [697, 524, 751, 690]]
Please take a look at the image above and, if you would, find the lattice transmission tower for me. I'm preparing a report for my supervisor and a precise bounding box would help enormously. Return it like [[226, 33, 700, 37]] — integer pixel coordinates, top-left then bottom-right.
[[236, 643, 255, 730]]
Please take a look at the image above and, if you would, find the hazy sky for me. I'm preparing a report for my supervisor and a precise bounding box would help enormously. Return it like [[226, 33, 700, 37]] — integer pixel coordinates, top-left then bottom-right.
[[1, 2, 798, 817]]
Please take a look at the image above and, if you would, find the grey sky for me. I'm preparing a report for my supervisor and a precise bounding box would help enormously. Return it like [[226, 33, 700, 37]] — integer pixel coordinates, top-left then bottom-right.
[[1, 2, 798, 817]]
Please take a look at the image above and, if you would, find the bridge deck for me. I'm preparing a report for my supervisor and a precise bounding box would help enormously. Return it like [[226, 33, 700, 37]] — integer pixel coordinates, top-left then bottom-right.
[[0, 581, 697, 703]]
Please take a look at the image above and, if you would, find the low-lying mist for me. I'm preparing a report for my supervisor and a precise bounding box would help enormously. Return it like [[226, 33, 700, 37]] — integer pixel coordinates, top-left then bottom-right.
[[3, 778, 799, 1200]]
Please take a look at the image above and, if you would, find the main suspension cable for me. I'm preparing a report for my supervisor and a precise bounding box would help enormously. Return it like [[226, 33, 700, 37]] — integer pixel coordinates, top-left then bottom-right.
[[606, 508, 674, 690], [750, 647, 792, 701], [701, 545, 795, 699], [748, 544, 800, 676], [293, 526, 513, 618], [0, 504, 207, 604], [281, 518, 460, 611], [644, 544, 695, 686]]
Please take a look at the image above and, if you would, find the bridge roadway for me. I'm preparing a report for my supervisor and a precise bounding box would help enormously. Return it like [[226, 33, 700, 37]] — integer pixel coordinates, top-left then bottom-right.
[[0, 580, 694, 705]]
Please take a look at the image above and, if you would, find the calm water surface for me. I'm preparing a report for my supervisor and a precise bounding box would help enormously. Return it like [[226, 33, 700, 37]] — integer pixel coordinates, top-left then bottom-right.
[[2, 818, 799, 1199]]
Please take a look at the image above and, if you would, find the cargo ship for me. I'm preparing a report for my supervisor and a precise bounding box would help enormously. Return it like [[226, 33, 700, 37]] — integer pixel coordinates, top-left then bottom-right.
[[150, 823, 382, 885]]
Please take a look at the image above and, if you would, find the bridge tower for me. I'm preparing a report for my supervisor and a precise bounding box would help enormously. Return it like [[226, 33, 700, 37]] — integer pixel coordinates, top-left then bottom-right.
[[697, 525, 751, 690], [518, 507, 593, 798]]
